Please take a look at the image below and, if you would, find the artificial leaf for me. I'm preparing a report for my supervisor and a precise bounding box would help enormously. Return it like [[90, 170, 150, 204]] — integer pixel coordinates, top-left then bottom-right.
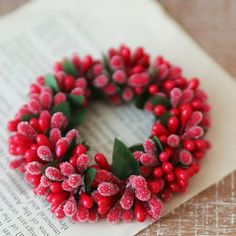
[[62, 58, 77, 77], [84, 168, 96, 193], [52, 101, 71, 121], [152, 136, 163, 152], [135, 88, 150, 109], [150, 95, 171, 109], [71, 108, 86, 127], [128, 144, 144, 153], [102, 54, 112, 73], [21, 114, 37, 121], [111, 138, 140, 180], [41, 137, 76, 173], [68, 94, 85, 107], [44, 74, 59, 92], [159, 112, 172, 126]]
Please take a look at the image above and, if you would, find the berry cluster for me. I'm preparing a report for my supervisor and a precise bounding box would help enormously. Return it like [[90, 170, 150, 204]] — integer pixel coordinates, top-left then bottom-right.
[[7, 45, 211, 224]]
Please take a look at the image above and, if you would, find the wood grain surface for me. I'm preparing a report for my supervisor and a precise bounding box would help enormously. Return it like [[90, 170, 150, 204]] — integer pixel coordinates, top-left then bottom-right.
[[0, 1, 235, 235]]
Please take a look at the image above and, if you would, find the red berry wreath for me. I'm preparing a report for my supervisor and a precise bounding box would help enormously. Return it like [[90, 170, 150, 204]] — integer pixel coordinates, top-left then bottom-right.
[[7, 45, 211, 223]]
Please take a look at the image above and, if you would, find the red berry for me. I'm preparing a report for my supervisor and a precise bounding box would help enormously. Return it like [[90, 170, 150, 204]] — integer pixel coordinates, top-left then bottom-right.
[[97, 205, 110, 215], [147, 196, 164, 221], [37, 145, 53, 162], [181, 106, 193, 126], [148, 84, 159, 94], [159, 135, 167, 145], [191, 99, 203, 110], [178, 179, 188, 188], [163, 80, 175, 91], [50, 182, 63, 193], [170, 108, 180, 117], [159, 152, 169, 162], [36, 134, 53, 150], [147, 179, 164, 193], [169, 182, 180, 193], [98, 182, 119, 197], [55, 138, 69, 158], [46, 192, 54, 203], [153, 105, 166, 117], [188, 78, 199, 90], [194, 151, 205, 159], [165, 172, 175, 182], [119, 188, 134, 210], [82, 55, 93, 71], [73, 144, 87, 156], [152, 167, 163, 178], [64, 75, 75, 91], [195, 139, 209, 150], [17, 122, 37, 140], [38, 111, 51, 132], [51, 192, 69, 208], [162, 162, 173, 173], [29, 118, 41, 133], [183, 140, 195, 151], [69, 155, 77, 167], [94, 153, 110, 171], [174, 168, 189, 181], [77, 154, 89, 173], [140, 166, 152, 177], [179, 150, 193, 166], [160, 189, 173, 202], [7, 119, 20, 132], [167, 134, 180, 148], [134, 201, 147, 222], [25, 148, 39, 162], [152, 122, 169, 136], [112, 70, 127, 84], [80, 193, 93, 209], [45, 167, 64, 181], [167, 116, 179, 133]]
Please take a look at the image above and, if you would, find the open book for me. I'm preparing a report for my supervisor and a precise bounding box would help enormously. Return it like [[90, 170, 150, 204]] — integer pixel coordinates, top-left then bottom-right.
[[0, 0, 236, 235]]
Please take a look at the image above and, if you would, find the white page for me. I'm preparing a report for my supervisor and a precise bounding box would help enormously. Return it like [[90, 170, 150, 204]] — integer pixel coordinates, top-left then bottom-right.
[[0, 0, 235, 235]]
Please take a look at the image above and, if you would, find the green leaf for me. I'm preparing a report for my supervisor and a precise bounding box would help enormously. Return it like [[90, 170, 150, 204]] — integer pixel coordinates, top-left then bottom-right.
[[111, 138, 140, 180], [135, 88, 150, 109], [128, 144, 144, 153], [21, 114, 37, 121], [159, 112, 172, 126], [62, 58, 77, 77], [41, 137, 76, 173], [84, 168, 96, 193], [150, 95, 171, 109], [102, 54, 111, 73], [152, 136, 163, 152], [52, 101, 71, 121], [68, 94, 85, 107], [71, 108, 86, 127], [44, 74, 59, 92]]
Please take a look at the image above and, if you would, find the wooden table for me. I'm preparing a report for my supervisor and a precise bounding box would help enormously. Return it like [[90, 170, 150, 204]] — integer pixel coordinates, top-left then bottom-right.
[[0, 1, 235, 235]]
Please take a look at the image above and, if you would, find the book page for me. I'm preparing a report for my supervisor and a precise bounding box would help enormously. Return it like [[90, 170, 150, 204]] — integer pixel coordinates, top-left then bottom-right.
[[0, 0, 235, 236], [0, 1, 154, 235]]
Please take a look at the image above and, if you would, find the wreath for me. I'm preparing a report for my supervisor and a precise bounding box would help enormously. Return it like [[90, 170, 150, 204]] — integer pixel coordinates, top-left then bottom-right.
[[7, 45, 211, 223]]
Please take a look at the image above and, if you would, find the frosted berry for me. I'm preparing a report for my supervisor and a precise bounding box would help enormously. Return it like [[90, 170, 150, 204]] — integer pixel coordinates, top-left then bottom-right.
[[98, 182, 119, 197], [37, 145, 53, 162], [45, 167, 64, 181], [77, 154, 90, 173], [120, 188, 134, 210]]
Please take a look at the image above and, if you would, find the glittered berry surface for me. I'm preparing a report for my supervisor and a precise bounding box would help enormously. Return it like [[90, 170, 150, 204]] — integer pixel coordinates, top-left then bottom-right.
[[7, 45, 211, 223]]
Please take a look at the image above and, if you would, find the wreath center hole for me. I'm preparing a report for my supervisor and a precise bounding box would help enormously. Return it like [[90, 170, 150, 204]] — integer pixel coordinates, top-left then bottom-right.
[[79, 101, 153, 159]]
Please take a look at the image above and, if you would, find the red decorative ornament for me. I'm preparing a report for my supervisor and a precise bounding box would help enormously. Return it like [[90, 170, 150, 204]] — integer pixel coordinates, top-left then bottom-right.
[[7, 45, 211, 223]]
